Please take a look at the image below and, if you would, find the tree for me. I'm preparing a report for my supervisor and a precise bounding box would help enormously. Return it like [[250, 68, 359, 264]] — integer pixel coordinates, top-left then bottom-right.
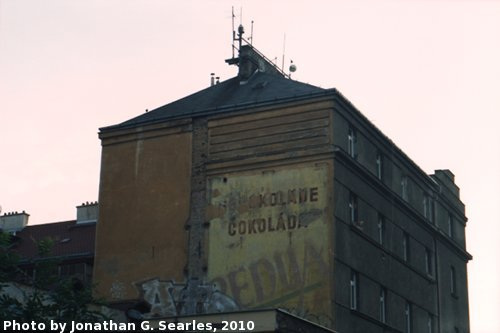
[[0, 231, 108, 323]]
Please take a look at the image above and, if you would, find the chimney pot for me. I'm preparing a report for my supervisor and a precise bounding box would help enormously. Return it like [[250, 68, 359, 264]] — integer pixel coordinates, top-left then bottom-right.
[[0, 210, 29, 233]]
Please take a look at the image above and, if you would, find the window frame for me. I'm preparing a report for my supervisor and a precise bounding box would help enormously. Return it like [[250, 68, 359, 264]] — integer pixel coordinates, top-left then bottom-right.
[[450, 265, 457, 296], [401, 176, 409, 201], [348, 126, 357, 159], [405, 301, 412, 333], [423, 194, 434, 223], [403, 232, 410, 262], [425, 247, 433, 277], [349, 192, 358, 224], [379, 286, 387, 323], [350, 270, 359, 310], [377, 213, 385, 246], [376, 151, 383, 180], [448, 213, 454, 239]]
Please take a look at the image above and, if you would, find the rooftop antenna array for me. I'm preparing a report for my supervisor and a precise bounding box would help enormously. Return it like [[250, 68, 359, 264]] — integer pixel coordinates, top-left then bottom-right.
[[231, 7, 235, 58], [230, 6, 247, 57], [227, 7, 295, 79]]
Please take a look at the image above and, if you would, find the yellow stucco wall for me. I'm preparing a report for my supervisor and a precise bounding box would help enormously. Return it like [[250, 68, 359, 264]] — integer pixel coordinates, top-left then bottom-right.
[[94, 129, 191, 301], [206, 162, 333, 326]]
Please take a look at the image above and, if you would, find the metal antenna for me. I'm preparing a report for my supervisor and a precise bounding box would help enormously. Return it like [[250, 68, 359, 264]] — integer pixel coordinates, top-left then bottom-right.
[[281, 33, 286, 72], [250, 20, 254, 45], [231, 6, 236, 58]]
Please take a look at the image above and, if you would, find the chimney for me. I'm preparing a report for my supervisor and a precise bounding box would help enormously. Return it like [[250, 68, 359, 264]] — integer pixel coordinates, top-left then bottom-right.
[[0, 211, 29, 234], [76, 201, 98, 224]]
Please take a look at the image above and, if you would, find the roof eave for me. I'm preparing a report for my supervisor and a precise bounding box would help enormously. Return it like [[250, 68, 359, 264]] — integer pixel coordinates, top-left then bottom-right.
[[99, 88, 338, 134]]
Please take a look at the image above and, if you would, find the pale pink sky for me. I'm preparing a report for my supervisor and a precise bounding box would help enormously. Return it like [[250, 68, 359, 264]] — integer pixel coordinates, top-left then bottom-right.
[[1, 0, 499, 331]]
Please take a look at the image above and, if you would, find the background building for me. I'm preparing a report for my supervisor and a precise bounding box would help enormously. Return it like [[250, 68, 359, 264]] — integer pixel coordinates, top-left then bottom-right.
[[93, 36, 471, 332], [0, 202, 97, 285]]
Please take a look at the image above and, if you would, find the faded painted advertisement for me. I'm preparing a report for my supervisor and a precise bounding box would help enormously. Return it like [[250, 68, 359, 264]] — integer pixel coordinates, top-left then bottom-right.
[[207, 164, 332, 326]]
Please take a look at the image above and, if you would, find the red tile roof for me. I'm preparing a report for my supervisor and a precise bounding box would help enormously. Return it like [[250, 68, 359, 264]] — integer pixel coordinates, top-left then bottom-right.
[[12, 220, 95, 261]]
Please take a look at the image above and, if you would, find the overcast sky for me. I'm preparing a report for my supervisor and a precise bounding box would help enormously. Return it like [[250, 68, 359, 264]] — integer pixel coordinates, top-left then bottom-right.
[[1, 0, 499, 331]]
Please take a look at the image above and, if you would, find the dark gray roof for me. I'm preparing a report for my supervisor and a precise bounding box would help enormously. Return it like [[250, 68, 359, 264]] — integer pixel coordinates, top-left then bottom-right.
[[101, 71, 327, 132]]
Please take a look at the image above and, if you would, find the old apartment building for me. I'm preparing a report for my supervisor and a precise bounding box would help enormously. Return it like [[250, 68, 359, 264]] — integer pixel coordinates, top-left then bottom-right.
[[93, 32, 471, 332], [0, 203, 97, 285]]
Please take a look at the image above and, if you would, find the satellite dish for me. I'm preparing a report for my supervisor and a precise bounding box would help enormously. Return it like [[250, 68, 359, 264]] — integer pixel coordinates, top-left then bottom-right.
[[289, 64, 297, 72]]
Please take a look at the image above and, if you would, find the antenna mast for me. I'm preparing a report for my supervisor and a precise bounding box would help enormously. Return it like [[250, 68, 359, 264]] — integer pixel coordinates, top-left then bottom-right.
[[281, 33, 286, 72], [230, 7, 245, 57], [231, 7, 235, 58], [250, 20, 254, 45]]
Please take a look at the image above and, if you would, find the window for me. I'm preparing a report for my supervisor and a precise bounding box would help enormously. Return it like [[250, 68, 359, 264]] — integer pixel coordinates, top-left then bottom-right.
[[401, 176, 408, 201], [448, 213, 454, 238], [376, 152, 383, 180], [379, 287, 387, 323], [405, 301, 412, 333], [348, 126, 357, 159], [349, 192, 358, 224], [377, 214, 385, 245], [403, 232, 410, 262], [430, 199, 435, 223], [427, 313, 434, 333], [423, 194, 434, 223], [450, 266, 457, 296], [425, 248, 433, 276], [350, 270, 359, 310]]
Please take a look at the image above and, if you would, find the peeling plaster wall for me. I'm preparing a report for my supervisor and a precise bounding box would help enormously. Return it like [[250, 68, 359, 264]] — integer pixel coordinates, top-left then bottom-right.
[[94, 124, 192, 301], [94, 98, 336, 326], [206, 163, 334, 327]]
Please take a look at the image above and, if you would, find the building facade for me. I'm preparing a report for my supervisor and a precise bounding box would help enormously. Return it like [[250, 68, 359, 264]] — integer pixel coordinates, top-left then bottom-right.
[[93, 40, 471, 332], [0, 202, 97, 285]]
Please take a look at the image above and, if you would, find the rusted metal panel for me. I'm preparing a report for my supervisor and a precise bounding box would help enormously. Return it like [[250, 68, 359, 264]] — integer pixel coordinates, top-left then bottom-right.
[[207, 163, 333, 327]]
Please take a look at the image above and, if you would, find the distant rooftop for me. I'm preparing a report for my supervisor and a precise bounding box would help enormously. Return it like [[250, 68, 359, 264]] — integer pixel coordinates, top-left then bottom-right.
[[11, 220, 95, 261]]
